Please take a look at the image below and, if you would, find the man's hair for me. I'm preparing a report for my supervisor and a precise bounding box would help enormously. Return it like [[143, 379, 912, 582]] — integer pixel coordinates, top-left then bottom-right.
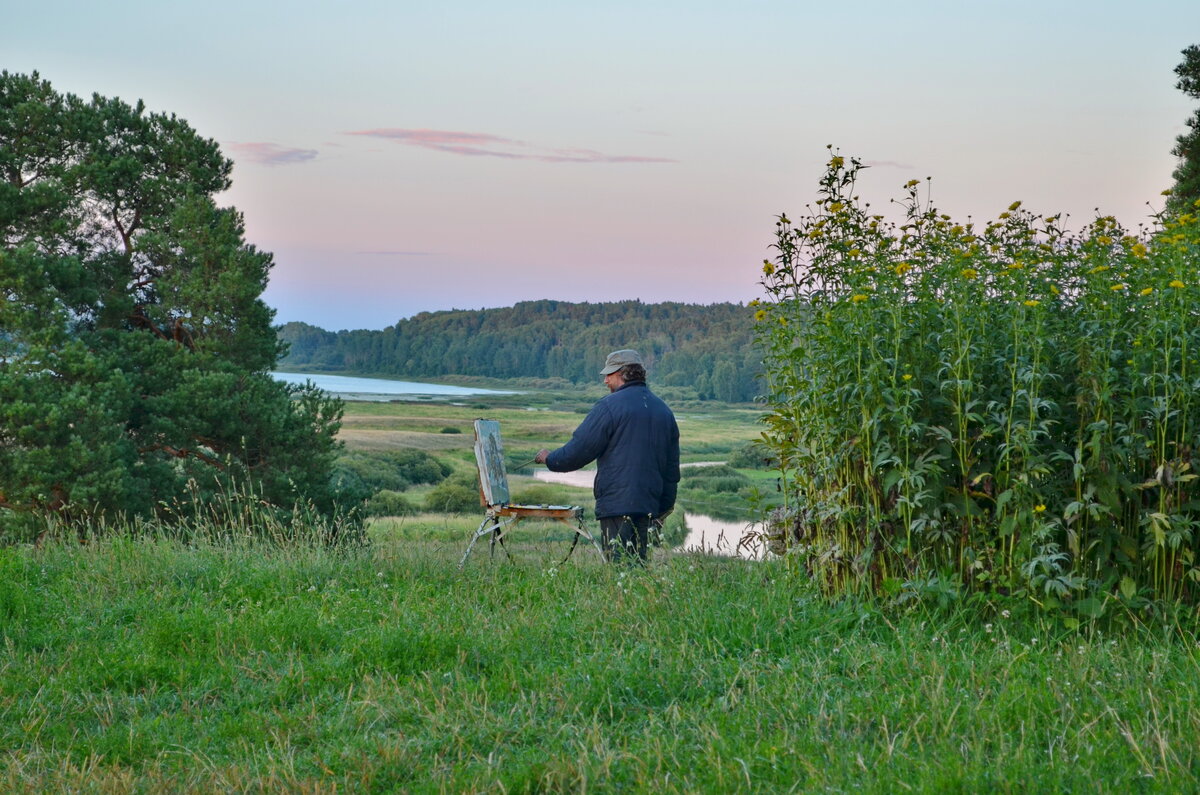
[[619, 363, 646, 383]]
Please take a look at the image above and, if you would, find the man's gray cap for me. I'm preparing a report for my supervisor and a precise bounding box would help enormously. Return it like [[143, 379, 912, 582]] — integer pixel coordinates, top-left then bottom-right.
[[600, 349, 644, 375]]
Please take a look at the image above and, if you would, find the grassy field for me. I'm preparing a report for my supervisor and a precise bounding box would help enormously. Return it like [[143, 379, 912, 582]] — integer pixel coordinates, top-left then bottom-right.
[[4, 531, 1199, 792], [338, 388, 772, 524]]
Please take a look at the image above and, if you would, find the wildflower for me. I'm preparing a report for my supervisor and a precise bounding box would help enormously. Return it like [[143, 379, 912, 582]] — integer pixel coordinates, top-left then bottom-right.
[[905, 179, 920, 188], [1139, 287, 1153, 296], [1088, 265, 1109, 274], [1008, 201, 1022, 212], [829, 201, 844, 213], [999, 212, 1011, 220], [1001, 609, 1011, 618], [1110, 283, 1127, 291], [851, 294, 869, 303], [894, 262, 912, 275], [1097, 235, 1113, 246], [902, 373, 913, 381], [763, 260, 775, 275], [1162, 188, 1174, 196], [1131, 242, 1148, 258], [749, 298, 760, 307], [1049, 285, 1060, 295], [1170, 279, 1186, 289], [848, 248, 861, 257], [1023, 300, 1039, 307], [1007, 262, 1025, 270], [829, 155, 845, 169], [1034, 504, 1046, 513], [755, 309, 767, 321], [960, 267, 978, 279]]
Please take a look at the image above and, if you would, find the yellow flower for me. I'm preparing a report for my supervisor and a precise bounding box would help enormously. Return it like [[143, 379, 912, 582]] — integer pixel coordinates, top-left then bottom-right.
[[1131, 242, 1148, 259], [1110, 283, 1127, 291], [829, 201, 845, 213], [763, 261, 775, 275], [894, 262, 912, 275], [748, 299, 761, 307], [1088, 265, 1109, 274], [998, 212, 1011, 220], [1139, 287, 1153, 296], [1023, 300, 1039, 307], [1034, 504, 1046, 513], [1162, 188, 1174, 196], [1050, 285, 1061, 295], [830, 156, 845, 169], [1007, 262, 1025, 270], [1170, 279, 1186, 288], [960, 268, 978, 280], [1097, 236, 1113, 246], [902, 373, 913, 381], [851, 294, 869, 303], [755, 309, 767, 321], [905, 179, 920, 188], [1008, 201, 1023, 212], [848, 249, 861, 257]]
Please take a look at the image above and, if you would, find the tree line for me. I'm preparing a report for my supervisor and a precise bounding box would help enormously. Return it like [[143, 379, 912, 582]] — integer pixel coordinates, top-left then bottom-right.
[[277, 300, 764, 402]]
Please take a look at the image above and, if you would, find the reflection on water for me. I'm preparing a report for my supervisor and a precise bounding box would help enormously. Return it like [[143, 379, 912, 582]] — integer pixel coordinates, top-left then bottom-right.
[[532, 469, 763, 559]]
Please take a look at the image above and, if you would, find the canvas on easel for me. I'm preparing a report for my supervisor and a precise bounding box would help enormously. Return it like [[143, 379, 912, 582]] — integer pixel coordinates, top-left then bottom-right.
[[459, 419, 604, 567]]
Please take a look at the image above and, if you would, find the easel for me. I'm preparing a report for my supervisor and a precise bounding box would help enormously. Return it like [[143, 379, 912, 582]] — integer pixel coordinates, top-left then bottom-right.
[[458, 419, 605, 567]]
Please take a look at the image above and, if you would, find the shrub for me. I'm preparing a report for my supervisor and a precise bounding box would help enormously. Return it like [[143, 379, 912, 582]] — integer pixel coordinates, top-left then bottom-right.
[[332, 450, 451, 493], [439, 426, 462, 434], [424, 483, 481, 515], [756, 151, 1200, 607], [363, 490, 417, 517]]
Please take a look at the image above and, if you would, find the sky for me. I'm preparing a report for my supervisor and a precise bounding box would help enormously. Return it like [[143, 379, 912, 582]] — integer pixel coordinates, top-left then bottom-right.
[[6, 1, 1200, 331]]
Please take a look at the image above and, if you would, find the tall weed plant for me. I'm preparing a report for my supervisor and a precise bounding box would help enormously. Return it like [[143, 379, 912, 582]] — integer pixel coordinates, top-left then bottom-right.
[[756, 151, 1200, 612]]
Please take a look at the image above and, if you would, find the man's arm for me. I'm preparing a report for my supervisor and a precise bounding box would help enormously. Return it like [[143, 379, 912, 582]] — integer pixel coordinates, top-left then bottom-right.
[[657, 419, 681, 516], [538, 404, 612, 472]]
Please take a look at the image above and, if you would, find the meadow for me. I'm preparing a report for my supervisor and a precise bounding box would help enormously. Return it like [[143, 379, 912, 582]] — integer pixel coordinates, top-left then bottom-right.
[[5, 390, 1200, 791], [4, 533, 1200, 792]]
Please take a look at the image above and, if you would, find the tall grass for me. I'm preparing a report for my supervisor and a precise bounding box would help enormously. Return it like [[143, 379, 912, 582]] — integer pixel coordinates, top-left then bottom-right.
[[757, 152, 1200, 610], [3, 532, 1200, 791]]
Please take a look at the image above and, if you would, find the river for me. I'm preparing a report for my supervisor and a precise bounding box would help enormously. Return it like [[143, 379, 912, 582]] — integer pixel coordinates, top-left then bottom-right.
[[270, 371, 516, 399], [532, 469, 763, 559]]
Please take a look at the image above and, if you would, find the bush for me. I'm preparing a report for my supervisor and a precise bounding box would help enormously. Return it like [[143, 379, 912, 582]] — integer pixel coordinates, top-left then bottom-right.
[[332, 450, 452, 494], [363, 490, 417, 517], [756, 151, 1200, 606], [424, 483, 481, 515], [439, 426, 462, 434], [728, 442, 774, 469]]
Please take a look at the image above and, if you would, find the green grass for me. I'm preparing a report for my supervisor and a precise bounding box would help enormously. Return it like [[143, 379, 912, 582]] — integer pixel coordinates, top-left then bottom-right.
[[3, 532, 1200, 792]]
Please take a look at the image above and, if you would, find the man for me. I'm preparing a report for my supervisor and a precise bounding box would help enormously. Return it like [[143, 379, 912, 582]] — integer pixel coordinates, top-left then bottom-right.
[[534, 349, 680, 562]]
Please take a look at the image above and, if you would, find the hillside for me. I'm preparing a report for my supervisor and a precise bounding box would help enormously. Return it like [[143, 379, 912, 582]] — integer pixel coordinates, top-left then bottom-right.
[[277, 300, 761, 401]]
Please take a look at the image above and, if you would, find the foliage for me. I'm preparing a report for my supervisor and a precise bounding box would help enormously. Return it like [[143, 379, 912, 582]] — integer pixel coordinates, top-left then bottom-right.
[[4, 535, 1200, 791], [424, 480, 481, 514], [756, 150, 1200, 607], [727, 440, 775, 469], [276, 299, 763, 401], [1168, 44, 1200, 214], [332, 449, 451, 494], [0, 71, 349, 539], [363, 489, 417, 518]]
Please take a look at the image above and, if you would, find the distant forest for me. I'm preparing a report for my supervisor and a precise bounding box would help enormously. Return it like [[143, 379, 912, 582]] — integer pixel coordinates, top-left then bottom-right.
[[277, 300, 762, 401]]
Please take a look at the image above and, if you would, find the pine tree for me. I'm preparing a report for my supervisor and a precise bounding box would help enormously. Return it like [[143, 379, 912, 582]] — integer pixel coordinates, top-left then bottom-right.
[[0, 72, 349, 539], [1168, 45, 1200, 214]]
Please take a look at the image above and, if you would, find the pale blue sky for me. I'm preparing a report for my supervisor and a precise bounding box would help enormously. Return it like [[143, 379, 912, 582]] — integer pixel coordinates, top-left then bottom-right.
[[7, 1, 1198, 330]]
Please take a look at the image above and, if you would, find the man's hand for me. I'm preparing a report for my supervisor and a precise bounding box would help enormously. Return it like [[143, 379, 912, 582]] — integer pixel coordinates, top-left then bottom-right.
[[534, 449, 551, 465]]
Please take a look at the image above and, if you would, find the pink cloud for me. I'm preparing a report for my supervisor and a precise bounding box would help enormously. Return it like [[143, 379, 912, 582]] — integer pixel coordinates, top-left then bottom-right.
[[227, 142, 318, 166], [345, 128, 675, 164]]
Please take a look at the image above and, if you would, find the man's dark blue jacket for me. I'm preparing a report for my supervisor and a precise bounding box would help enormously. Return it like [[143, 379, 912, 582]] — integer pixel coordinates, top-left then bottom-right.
[[546, 381, 680, 519]]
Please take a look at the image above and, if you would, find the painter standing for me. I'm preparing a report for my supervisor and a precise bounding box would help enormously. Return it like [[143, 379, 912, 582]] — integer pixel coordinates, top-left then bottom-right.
[[535, 349, 680, 562]]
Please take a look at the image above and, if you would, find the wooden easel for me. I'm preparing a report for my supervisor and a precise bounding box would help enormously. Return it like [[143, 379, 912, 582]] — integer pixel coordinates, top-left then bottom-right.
[[458, 419, 605, 567]]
